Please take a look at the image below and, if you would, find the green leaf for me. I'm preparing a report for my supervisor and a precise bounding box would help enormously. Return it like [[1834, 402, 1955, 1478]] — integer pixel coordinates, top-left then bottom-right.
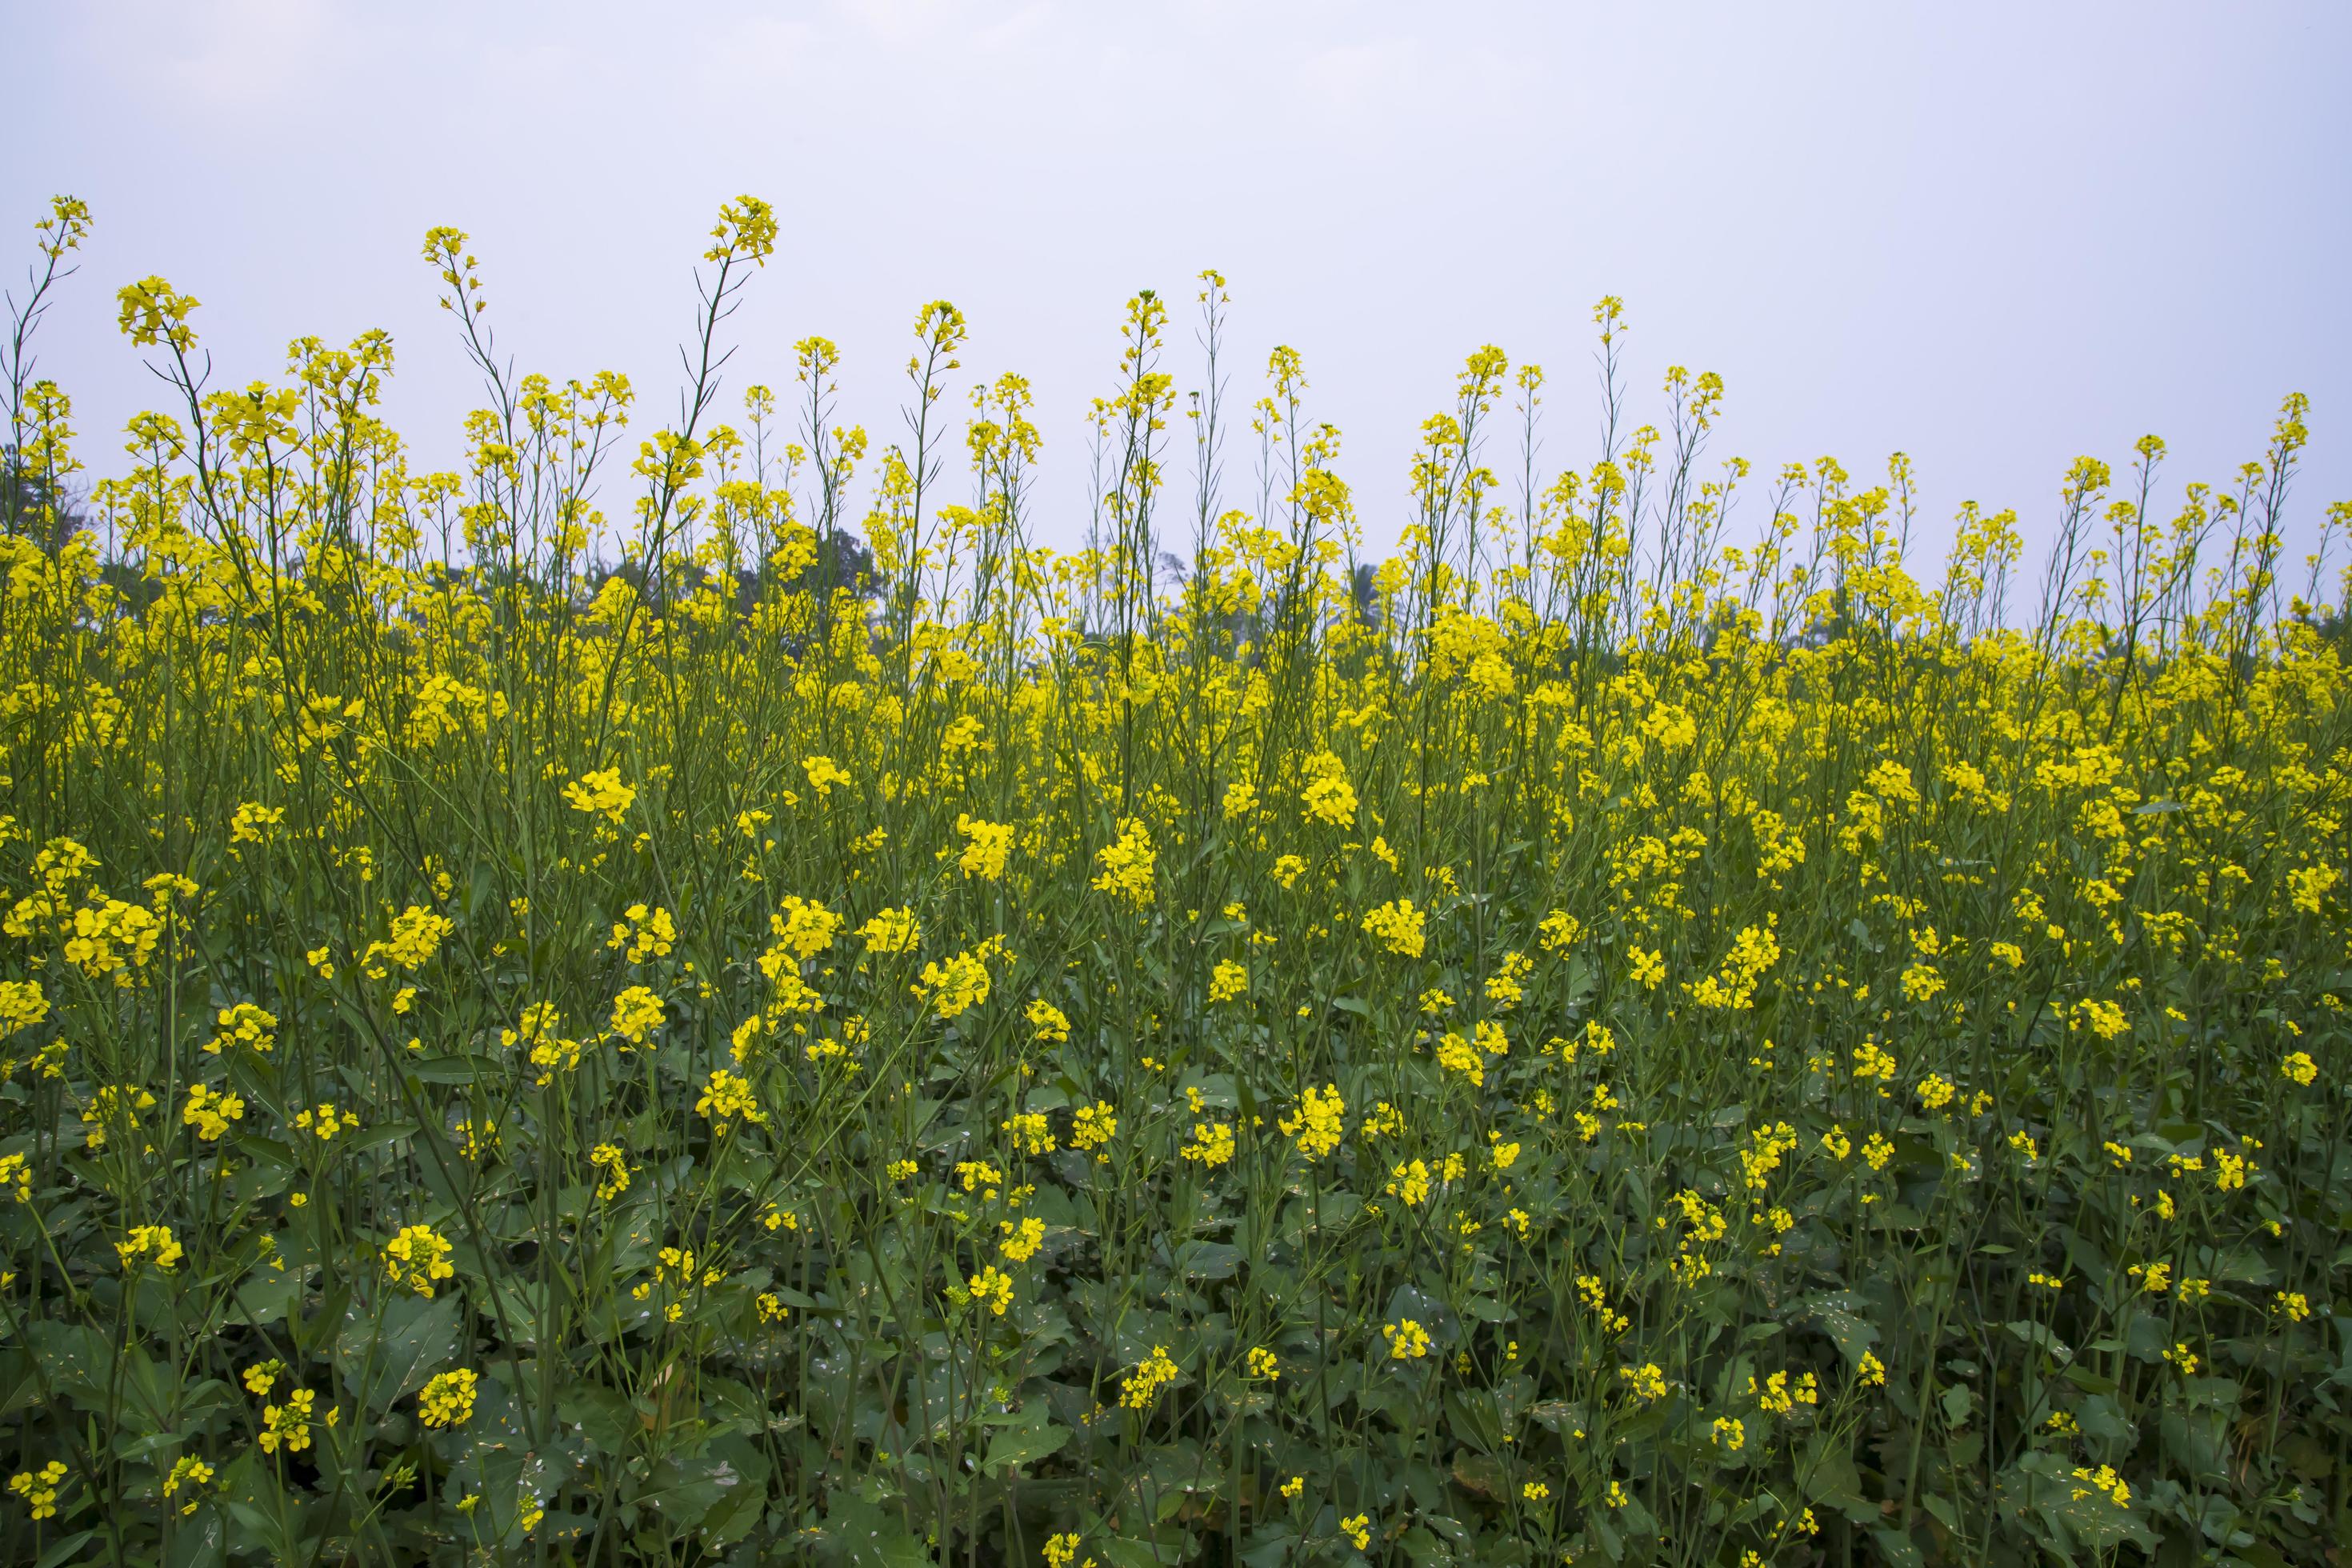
[[982, 1412, 1071, 1474], [2160, 1409, 2229, 1484], [1095, 1534, 1192, 1568], [342, 1118, 418, 1157], [216, 1448, 303, 1561], [1939, 1382, 1974, 1428], [224, 1260, 301, 1326], [1801, 1292, 1880, 1363], [1239, 1525, 1297, 1568], [1446, 1388, 1506, 1454], [698, 1434, 773, 1546], [1801, 1436, 1874, 1523], [24, 1320, 110, 1407], [1869, 1526, 1926, 1568], [2003, 1319, 2072, 1365], [1450, 1450, 1508, 1498], [114, 1341, 180, 1438], [556, 1380, 634, 1454], [2060, 1363, 2115, 1395], [410, 1053, 502, 1084], [822, 1494, 934, 1568], [699, 1467, 767, 1546], [641, 1448, 743, 1534], [1399, 1525, 1446, 1566], [33, 1530, 94, 1568], [0, 1348, 42, 1418], [165, 1510, 224, 1568], [472, 1269, 549, 1349], [1174, 1240, 1242, 1281], [334, 1290, 461, 1414]]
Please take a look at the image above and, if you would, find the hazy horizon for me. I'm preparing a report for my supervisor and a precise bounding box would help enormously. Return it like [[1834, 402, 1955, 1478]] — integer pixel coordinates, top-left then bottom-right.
[[9, 0, 2350, 578]]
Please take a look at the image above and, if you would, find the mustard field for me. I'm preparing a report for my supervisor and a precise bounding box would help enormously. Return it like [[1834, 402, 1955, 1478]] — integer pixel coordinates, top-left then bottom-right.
[[1, 194, 2346, 1567]]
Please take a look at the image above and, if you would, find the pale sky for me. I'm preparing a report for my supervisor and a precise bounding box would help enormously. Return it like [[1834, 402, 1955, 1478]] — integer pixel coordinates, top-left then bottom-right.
[[9, 1, 2350, 581]]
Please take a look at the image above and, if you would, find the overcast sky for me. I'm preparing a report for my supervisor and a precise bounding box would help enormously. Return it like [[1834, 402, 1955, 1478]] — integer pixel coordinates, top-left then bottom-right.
[[8, 1, 2349, 578]]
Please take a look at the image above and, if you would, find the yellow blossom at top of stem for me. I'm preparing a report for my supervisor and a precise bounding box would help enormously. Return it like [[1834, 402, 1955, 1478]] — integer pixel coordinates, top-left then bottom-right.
[[1120, 1345, 1179, 1407], [207, 1000, 278, 1056], [418, 1367, 478, 1427], [363, 906, 453, 976], [118, 274, 200, 351], [1002, 1110, 1054, 1154], [562, 766, 635, 824], [1070, 1100, 1118, 1150], [1382, 1319, 1431, 1359], [917, 946, 993, 1019], [1278, 1083, 1345, 1161], [965, 1264, 1014, 1315], [0, 978, 48, 1036], [384, 1222, 455, 1297], [801, 755, 850, 797], [706, 194, 778, 266], [181, 1081, 243, 1142], [1092, 818, 1156, 907], [1361, 898, 1426, 957], [607, 903, 675, 962], [696, 1067, 764, 1130], [1300, 770, 1358, 826], [956, 815, 1014, 880], [609, 986, 666, 1045], [1619, 1362, 1669, 1402], [999, 1215, 1046, 1262], [1180, 1121, 1235, 1167], [859, 906, 918, 954], [117, 1224, 182, 1270]]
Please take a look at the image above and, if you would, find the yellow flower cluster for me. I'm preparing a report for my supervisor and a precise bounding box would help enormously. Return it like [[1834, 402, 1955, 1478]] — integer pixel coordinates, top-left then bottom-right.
[[418, 1368, 478, 1427], [384, 1222, 455, 1298], [1279, 1083, 1345, 1161]]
